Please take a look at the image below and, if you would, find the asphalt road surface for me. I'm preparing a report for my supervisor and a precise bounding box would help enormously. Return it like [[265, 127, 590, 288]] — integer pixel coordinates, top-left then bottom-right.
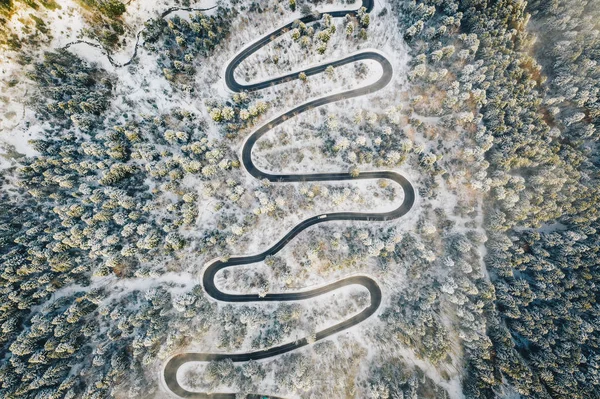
[[163, 1, 415, 397]]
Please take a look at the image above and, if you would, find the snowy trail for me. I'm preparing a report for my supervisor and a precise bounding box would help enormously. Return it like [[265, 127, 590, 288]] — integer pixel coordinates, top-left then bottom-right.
[[162, 1, 415, 398], [61, 4, 218, 67]]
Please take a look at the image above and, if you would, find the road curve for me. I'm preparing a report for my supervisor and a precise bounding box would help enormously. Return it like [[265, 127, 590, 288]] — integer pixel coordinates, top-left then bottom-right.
[[163, 1, 415, 397]]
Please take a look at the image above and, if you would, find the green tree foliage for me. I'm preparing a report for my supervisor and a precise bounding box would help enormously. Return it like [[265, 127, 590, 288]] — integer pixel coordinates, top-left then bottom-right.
[[79, 0, 126, 19], [28, 50, 114, 127], [366, 357, 451, 399], [0, 0, 59, 50], [143, 8, 234, 84], [76, 0, 126, 48], [0, 46, 237, 397], [389, 0, 600, 397], [3, 1, 600, 397]]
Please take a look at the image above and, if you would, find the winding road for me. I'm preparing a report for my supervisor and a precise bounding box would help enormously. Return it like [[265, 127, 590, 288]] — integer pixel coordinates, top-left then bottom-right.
[[163, 1, 415, 397]]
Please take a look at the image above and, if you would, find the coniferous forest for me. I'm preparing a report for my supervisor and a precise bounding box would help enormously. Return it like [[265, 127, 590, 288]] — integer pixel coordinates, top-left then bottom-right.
[[0, 0, 598, 398]]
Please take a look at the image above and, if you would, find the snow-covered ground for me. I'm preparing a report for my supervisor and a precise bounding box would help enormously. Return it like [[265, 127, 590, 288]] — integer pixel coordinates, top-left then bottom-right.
[[0, 1, 481, 398]]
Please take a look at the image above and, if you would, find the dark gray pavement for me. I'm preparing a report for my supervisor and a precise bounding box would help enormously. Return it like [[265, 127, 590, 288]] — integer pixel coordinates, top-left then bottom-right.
[[163, 1, 416, 397]]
